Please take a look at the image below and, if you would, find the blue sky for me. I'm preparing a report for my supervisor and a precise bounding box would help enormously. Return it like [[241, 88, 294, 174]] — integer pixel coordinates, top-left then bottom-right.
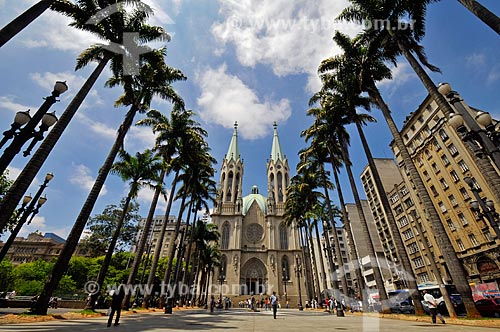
[[1, 0, 500, 240]]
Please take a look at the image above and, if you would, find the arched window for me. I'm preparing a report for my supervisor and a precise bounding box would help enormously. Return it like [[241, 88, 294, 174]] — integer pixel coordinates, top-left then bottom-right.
[[280, 223, 288, 249], [221, 222, 230, 249], [277, 172, 284, 202], [282, 255, 290, 281], [226, 172, 234, 201]]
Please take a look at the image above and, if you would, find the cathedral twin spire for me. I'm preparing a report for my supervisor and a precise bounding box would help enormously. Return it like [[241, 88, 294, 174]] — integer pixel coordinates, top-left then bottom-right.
[[216, 121, 289, 215]]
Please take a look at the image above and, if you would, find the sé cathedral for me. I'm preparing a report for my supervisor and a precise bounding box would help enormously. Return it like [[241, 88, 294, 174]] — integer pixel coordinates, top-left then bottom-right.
[[211, 122, 307, 305]]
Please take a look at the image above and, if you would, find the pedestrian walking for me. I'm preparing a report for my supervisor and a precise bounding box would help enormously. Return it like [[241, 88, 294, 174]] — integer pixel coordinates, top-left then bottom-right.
[[423, 290, 445, 324], [107, 284, 125, 327], [270, 291, 278, 319]]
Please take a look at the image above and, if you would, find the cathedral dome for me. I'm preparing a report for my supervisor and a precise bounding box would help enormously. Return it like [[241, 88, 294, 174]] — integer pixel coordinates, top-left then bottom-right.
[[242, 185, 267, 215]]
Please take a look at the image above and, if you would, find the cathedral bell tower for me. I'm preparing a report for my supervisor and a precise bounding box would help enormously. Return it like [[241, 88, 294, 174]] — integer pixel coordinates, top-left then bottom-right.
[[266, 122, 289, 216], [215, 121, 243, 215]]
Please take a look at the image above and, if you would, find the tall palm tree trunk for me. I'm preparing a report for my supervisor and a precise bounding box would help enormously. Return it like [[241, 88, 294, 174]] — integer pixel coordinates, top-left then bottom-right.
[[306, 220, 322, 304], [143, 171, 179, 308], [92, 193, 133, 308], [369, 86, 466, 317], [161, 195, 187, 307], [458, 0, 500, 35], [340, 142, 390, 313], [298, 225, 314, 302], [398, 42, 500, 203], [320, 166, 349, 299], [123, 169, 165, 309], [313, 220, 328, 294], [182, 209, 200, 304], [0, 0, 55, 48], [0, 57, 110, 233], [332, 168, 368, 311], [354, 121, 424, 315], [174, 201, 193, 303]]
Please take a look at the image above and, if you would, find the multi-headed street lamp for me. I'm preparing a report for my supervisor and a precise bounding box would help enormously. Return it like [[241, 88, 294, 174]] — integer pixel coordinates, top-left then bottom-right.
[[0, 172, 53, 263], [464, 176, 500, 239], [294, 255, 304, 311], [0, 82, 67, 174]]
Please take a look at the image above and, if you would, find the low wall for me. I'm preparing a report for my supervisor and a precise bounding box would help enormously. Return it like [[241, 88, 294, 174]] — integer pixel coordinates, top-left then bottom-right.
[[1, 300, 86, 309]]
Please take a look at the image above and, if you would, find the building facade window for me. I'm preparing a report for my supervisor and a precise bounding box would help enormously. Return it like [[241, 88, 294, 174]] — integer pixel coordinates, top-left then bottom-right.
[[440, 178, 449, 190], [460, 188, 470, 200], [438, 202, 447, 213], [446, 219, 456, 231], [398, 216, 409, 228], [469, 233, 479, 246], [221, 222, 230, 249], [458, 213, 468, 226], [447, 143, 459, 156], [402, 229, 414, 240], [441, 154, 450, 165], [413, 257, 425, 268], [450, 170, 460, 182], [279, 223, 288, 249], [449, 194, 458, 207], [439, 129, 449, 141], [458, 160, 469, 172], [430, 185, 439, 196], [456, 239, 466, 251]]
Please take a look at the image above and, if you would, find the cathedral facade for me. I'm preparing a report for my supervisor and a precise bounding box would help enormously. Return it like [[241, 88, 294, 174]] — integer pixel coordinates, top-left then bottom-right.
[[211, 122, 306, 305]]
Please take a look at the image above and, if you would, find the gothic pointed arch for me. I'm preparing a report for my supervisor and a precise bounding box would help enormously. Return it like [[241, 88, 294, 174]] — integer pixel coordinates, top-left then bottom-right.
[[279, 222, 288, 249], [221, 221, 230, 249]]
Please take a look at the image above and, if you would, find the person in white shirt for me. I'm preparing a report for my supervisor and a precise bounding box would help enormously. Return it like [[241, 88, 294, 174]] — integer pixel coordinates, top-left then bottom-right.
[[270, 292, 278, 319], [423, 290, 445, 324]]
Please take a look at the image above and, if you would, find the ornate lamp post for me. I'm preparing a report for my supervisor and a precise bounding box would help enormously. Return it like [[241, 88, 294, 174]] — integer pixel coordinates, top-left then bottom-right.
[[218, 270, 225, 304], [0, 172, 53, 263], [0, 81, 67, 174], [438, 82, 500, 170], [294, 255, 304, 311], [282, 267, 289, 307], [464, 176, 500, 239]]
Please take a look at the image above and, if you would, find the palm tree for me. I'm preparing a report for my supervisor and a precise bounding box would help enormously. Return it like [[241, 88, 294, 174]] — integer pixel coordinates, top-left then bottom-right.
[[297, 147, 349, 303], [31, 50, 184, 315], [0, 0, 164, 233], [189, 219, 219, 305], [304, 90, 391, 312], [457, 0, 500, 35], [0, 0, 56, 48], [139, 107, 207, 308], [88, 149, 162, 309], [321, 23, 478, 316], [339, 0, 500, 203], [317, 50, 425, 314]]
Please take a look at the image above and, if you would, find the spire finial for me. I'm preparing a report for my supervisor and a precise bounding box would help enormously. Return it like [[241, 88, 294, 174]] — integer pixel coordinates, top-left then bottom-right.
[[234, 121, 238, 131]]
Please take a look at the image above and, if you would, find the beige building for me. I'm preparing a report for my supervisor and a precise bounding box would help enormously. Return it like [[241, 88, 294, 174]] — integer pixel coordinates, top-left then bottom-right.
[[345, 201, 393, 291], [0, 232, 89, 265], [390, 89, 500, 286], [319, 226, 355, 296], [360, 158, 408, 289], [211, 123, 306, 305], [132, 215, 185, 259]]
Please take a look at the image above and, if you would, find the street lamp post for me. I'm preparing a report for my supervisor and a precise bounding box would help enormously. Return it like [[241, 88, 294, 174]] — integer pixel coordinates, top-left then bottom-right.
[[438, 82, 500, 170], [218, 270, 225, 309], [0, 172, 53, 263], [464, 176, 500, 239], [0, 82, 67, 174], [282, 267, 289, 307], [295, 255, 304, 311]]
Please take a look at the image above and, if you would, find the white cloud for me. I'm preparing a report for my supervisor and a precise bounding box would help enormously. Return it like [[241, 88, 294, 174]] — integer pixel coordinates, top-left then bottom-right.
[[69, 164, 107, 196], [18, 215, 71, 239], [6, 166, 22, 181], [75, 112, 117, 140], [196, 64, 292, 140], [125, 125, 156, 152], [211, 0, 359, 93], [378, 63, 415, 92], [0, 96, 33, 114], [466, 53, 486, 67], [137, 186, 168, 214]]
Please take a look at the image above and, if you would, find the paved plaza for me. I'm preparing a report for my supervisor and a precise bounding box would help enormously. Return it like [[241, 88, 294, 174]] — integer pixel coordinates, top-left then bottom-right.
[[1, 309, 499, 332]]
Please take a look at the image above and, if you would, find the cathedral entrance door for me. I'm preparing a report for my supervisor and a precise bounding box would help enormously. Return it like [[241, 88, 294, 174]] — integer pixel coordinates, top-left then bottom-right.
[[241, 258, 268, 295], [245, 278, 265, 295]]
